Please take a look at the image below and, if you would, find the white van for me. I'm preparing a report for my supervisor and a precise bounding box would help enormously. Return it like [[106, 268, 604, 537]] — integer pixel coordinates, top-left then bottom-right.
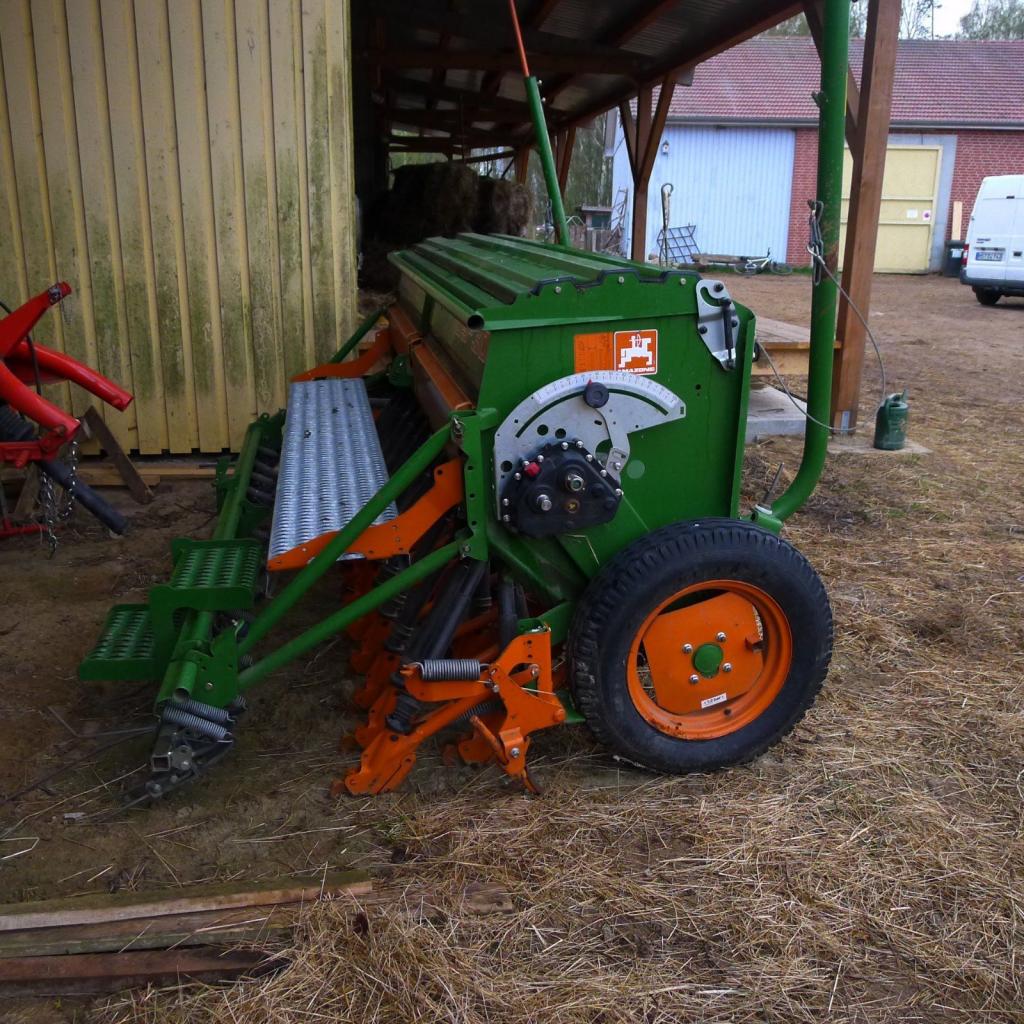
[[961, 174, 1024, 305]]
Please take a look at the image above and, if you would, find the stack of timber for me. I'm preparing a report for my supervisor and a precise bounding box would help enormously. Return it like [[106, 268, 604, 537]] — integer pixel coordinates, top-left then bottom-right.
[[0, 872, 370, 997], [0, 874, 514, 997]]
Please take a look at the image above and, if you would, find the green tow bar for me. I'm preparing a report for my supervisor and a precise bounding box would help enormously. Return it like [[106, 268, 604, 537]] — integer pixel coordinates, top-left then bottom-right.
[[754, 0, 849, 530]]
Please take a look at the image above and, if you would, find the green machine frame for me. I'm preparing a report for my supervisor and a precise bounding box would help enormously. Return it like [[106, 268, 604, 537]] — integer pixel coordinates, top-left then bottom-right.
[[79, 0, 851, 788]]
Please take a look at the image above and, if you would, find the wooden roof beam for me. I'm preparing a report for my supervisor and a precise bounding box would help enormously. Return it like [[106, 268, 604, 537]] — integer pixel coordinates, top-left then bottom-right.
[[382, 76, 533, 115], [543, 0, 682, 104], [480, 0, 564, 102], [361, 49, 645, 75], [386, 108, 531, 129], [558, 0, 802, 133]]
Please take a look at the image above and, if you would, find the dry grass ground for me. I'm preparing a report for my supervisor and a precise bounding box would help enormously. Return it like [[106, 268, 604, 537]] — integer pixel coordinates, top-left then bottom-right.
[[1, 274, 1022, 1023]]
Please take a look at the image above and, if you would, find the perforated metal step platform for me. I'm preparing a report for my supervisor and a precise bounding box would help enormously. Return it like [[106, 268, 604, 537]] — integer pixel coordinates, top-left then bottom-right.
[[269, 379, 396, 563], [79, 604, 159, 682]]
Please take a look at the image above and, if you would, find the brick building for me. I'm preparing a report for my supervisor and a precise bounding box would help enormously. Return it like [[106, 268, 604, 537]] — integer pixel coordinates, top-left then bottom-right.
[[613, 38, 1024, 271]]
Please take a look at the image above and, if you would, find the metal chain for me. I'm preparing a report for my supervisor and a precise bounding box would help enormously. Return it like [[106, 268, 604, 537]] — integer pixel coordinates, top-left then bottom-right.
[[807, 199, 825, 285], [38, 438, 79, 557], [59, 438, 79, 521]]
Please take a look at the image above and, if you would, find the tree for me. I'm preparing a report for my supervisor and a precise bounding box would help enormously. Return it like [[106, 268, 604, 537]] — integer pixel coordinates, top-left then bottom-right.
[[900, 0, 938, 38], [959, 0, 1024, 37]]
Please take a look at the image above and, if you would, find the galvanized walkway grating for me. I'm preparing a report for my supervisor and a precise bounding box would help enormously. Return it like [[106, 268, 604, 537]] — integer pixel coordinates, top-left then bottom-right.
[[269, 379, 396, 563]]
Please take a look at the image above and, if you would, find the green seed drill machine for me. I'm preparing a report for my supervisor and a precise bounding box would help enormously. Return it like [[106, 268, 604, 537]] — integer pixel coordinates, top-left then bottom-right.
[[79, 0, 850, 801]]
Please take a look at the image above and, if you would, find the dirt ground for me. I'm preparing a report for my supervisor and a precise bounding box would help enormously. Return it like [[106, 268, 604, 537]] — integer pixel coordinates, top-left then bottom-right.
[[1, 274, 1022, 1022]]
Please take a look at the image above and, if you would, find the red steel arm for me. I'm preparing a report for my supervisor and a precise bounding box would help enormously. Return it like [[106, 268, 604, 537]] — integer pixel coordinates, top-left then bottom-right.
[[0, 359, 80, 450], [0, 283, 71, 358], [6, 342, 132, 411]]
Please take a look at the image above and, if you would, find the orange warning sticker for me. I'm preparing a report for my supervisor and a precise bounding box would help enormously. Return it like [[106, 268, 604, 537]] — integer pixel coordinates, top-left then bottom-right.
[[573, 332, 612, 373], [614, 329, 658, 375], [574, 329, 659, 375]]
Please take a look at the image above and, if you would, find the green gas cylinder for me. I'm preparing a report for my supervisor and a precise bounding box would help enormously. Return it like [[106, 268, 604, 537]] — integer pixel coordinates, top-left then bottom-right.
[[873, 390, 909, 451]]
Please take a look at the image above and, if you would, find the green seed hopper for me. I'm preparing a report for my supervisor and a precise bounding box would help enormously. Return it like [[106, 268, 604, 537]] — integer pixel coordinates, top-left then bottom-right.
[[78, 0, 851, 801]]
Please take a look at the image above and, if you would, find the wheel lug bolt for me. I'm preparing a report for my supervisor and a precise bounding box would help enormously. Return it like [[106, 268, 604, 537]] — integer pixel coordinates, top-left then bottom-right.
[[682, 643, 693, 653], [716, 632, 727, 642], [689, 674, 700, 684], [723, 663, 732, 673]]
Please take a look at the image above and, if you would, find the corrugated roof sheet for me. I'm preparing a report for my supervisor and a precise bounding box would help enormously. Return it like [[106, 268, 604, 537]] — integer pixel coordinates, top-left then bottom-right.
[[668, 38, 1024, 128]]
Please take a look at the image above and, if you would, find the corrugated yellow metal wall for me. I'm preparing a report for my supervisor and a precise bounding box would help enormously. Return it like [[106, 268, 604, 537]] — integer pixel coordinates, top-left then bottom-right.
[[0, 0, 358, 453]]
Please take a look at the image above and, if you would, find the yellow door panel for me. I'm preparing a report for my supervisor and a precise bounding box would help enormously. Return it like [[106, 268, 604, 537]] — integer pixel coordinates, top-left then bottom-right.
[[840, 145, 942, 273]]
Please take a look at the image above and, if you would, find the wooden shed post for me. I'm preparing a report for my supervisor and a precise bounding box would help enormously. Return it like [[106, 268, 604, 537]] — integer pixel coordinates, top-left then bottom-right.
[[827, 0, 900, 431], [555, 126, 576, 196], [620, 75, 676, 262], [514, 146, 531, 184]]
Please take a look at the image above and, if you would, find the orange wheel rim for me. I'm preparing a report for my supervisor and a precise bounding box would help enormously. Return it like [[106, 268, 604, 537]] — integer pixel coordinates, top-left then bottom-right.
[[626, 579, 793, 740]]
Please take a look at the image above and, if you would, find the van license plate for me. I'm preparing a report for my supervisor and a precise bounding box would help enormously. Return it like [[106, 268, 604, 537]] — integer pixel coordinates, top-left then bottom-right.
[[977, 251, 1004, 261]]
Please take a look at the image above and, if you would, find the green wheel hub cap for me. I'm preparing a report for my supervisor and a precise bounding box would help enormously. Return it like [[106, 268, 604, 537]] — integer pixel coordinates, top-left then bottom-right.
[[692, 642, 724, 677]]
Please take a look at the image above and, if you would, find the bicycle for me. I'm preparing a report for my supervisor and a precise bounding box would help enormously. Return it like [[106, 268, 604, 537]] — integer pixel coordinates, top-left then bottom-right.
[[732, 248, 794, 275]]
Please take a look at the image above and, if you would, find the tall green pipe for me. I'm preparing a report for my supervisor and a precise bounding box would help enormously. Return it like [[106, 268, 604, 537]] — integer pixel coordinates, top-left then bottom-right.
[[526, 76, 570, 248], [238, 425, 451, 655], [765, 0, 850, 525]]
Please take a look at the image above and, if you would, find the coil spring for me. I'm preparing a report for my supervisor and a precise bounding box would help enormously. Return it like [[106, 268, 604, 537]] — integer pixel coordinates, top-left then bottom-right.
[[161, 705, 231, 741], [246, 486, 274, 507], [452, 699, 503, 727], [379, 591, 408, 620], [384, 620, 417, 653], [417, 658, 482, 681], [173, 699, 233, 725], [385, 690, 422, 735], [250, 469, 277, 492]]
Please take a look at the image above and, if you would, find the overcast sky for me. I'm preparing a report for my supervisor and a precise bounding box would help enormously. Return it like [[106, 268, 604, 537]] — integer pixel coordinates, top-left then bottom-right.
[[928, 0, 975, 36]]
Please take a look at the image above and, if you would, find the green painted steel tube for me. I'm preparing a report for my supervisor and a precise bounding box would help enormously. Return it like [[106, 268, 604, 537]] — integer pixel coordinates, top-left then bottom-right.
[[238, 539, 463, 689], [526, 76, 569, 248], [328, 307, 385, 364], [238, 425, 452, 656], [215, 419, 263, 540], [768, 0, 850, 524], [156, 609, 215, 703]]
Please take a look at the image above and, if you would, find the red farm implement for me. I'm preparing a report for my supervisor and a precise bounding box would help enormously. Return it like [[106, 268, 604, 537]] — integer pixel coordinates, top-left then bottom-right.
[[0, 283, 133, 540]]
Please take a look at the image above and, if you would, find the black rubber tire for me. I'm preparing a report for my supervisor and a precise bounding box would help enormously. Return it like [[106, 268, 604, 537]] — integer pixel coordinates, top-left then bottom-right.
[[974, 288, 1000, 306], [568, 519, 832, 773]]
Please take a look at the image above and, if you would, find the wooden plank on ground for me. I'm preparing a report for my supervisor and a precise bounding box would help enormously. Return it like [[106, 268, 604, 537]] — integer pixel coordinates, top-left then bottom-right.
[[0, 905, 298, 959], [76, 459, 220, 488], [0, 871, 370, 933], [0, 947, 280, 997], [76, 467, 162, 488], [0, 882, 515, 959]]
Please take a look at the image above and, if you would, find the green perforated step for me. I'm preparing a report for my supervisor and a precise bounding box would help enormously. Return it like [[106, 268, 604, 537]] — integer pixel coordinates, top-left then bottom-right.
[[155, 538, 264, 615], [79, 604, 160, 682]]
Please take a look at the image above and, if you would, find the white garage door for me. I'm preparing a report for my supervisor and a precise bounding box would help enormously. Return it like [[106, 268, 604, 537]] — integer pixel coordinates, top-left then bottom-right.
[[613, 123, 796, 261]]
